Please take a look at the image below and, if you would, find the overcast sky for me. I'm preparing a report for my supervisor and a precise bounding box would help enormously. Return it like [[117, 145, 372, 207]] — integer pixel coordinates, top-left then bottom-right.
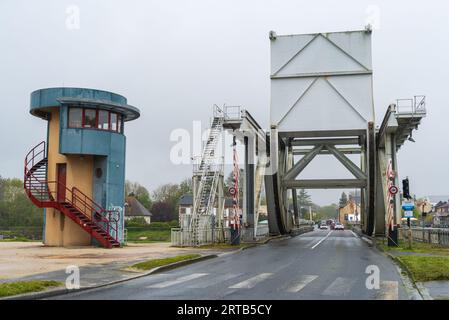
[[1, 0, 448, 206]]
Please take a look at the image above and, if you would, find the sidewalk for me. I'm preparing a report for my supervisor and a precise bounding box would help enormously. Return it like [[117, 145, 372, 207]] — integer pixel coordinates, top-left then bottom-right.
[[0, 241, 237, 288]]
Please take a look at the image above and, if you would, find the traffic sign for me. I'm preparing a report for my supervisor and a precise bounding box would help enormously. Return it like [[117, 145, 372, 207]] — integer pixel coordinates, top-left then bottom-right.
[[228, 187, 237, 196], [404, 210, 414, 218], [389, 185, 398, 195], [402, 201, 415, 211]]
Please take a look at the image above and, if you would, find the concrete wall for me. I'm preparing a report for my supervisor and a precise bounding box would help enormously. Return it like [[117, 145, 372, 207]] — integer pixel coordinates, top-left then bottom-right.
[[59, 105, 126, 215], [44, 108, 93, 246]]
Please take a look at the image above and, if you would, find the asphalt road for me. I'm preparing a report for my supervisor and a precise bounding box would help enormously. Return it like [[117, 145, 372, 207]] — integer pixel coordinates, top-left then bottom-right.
[[51, 229, 411, 300]]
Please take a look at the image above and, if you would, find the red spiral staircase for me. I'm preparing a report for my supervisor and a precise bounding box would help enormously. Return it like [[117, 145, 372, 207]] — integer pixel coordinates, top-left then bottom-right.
[[24, 141, 121, 248]]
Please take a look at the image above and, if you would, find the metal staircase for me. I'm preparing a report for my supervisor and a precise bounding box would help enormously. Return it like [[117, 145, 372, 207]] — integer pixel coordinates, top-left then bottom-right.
[[190, 107, 224, 245], [24, 141, 121, 248]]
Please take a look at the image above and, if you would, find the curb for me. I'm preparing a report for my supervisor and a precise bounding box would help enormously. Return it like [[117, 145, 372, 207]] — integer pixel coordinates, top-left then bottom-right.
[[1, 254, 218, 300], [351, 228, 374, 246]]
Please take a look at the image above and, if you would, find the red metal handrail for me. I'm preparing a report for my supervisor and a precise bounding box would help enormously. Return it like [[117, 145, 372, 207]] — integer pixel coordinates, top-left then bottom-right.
[[24, 141, 46, 185], [72, 186, 120, 241], [24, 141, 120, 243]]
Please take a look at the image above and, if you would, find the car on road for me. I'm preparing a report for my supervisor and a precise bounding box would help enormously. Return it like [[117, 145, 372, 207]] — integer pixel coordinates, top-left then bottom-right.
[[334, 223, 344, 230], [319, 223, 328, 230]]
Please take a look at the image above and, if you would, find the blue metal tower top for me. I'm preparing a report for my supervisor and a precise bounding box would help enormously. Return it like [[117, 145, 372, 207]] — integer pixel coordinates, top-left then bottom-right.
[[30, 87, 140, 121]]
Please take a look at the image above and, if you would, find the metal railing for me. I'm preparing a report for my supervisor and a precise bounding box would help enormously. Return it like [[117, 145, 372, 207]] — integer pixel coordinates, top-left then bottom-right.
[[400, 227, 449, 246], [24, 141, 120, 244], [212, 104, 242, 121], [396, 95, 426, 114], [223, 105, 242, 121], [171, 227, 230, 247]]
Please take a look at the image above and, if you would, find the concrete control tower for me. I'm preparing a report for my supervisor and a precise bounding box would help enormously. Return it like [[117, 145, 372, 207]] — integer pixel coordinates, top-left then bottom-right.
[[24, 87, 140, 248]]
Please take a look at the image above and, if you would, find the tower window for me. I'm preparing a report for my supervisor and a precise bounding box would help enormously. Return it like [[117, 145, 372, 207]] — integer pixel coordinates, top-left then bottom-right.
[[98, 110, 109, 130], [68, 107, 124, 134], [117, 114, 122, 133], [110, 113, 117, 131], [84, 109, 97, 128], [68, 108, 82, 128]]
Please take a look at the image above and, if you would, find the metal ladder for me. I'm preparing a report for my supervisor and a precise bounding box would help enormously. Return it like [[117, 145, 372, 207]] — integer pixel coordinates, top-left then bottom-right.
[[190, 108, 224, 246]]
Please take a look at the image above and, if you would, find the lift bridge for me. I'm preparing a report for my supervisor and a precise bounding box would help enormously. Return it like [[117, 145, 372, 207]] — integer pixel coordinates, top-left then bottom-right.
[[171, 28, 426, 246]]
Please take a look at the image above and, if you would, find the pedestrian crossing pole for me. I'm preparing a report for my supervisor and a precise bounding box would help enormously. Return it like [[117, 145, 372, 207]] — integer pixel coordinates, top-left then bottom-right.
[[230, 135, 241, 245]]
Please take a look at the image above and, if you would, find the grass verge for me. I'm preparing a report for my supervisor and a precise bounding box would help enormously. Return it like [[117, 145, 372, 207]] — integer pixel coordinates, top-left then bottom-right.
[[397, 256, 449, 282], [0, 280, 62, 298], [130, 254, 202, 271], [126, 229, 171, 242], [378, 240, 449, 256]]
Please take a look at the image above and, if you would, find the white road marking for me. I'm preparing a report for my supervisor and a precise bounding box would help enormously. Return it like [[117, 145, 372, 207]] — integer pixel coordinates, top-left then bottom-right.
[[285, 275, 318, 293], [350, 230, 358, 238], [187, 273, 242, 289], [311, 230, 333, 249], [322, 277, 357, 296], [147, 273, 208, 288], [376, 281, 399, 300], [229, 273, 273, 289]]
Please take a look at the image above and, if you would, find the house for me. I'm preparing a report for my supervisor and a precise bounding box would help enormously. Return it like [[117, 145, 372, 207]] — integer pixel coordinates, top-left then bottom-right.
[[434, 201, 449, 227], [423, 196, 449, 227], [124, 196, 152, 224], [426, 195, 449, 211], [348, 190, 361, 206], [339, 200, 361, 226], [416, 199, 433, 214]]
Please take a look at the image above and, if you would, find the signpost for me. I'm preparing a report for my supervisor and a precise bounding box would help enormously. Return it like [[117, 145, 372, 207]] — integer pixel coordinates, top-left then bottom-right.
[[402, 201, 415, 249]]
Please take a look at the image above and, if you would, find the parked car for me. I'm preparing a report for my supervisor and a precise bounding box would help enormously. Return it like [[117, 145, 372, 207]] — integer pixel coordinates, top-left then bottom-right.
[[334, 223, 345, 230]]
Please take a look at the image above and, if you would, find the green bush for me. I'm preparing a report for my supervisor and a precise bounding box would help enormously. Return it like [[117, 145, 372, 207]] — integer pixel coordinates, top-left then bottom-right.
[[169, 220, 179, 227]]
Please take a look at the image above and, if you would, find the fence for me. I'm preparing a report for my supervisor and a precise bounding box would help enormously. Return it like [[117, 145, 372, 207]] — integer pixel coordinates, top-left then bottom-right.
[[171, 227, 231, 247], [400, 227, 449, 246]]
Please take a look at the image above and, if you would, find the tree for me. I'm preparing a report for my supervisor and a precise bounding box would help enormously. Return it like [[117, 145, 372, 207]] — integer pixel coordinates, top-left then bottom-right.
[[316, 204, 339, 221], [125, 180, 152, 210], [151, 178, 193, 222], [151, 201, 176, 222], [339, 192, 348, 207], [0, 176, 44, 229], [297, 189, 312, 206]]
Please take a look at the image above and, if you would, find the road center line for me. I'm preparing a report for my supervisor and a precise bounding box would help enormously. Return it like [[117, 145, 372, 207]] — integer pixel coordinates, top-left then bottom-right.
[[311, 230, 333, 250]]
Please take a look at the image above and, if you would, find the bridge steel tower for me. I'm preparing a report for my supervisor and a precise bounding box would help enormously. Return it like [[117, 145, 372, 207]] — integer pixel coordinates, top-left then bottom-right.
[[265, 29, 426, 238], [265, 29, 373, 236]]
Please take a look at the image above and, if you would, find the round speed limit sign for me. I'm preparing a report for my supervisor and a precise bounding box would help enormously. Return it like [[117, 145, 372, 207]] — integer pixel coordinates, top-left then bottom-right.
[[389, 185, 399, 195], [229, 187, 237, 196]]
